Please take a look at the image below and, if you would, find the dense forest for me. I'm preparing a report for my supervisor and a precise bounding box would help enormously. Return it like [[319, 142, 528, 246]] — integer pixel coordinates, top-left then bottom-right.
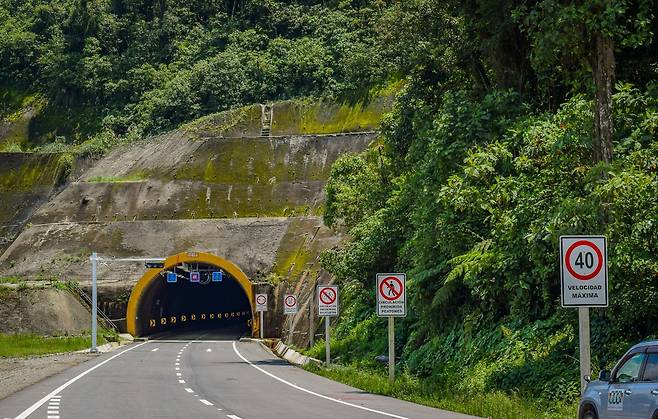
[[2, 0, 658, 416]]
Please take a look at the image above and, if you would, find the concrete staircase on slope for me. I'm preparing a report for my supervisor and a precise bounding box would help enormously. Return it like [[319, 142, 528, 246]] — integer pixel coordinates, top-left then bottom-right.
[[261, 104, 273, 137]]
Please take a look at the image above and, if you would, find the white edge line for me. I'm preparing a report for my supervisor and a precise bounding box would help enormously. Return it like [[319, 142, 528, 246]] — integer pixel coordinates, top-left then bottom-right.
[[15, 342, 149, 419], [231, 341, 408, 419]]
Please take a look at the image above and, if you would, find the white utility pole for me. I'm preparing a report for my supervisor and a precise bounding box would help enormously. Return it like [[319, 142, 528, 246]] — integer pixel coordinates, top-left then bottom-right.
[[90, 252, 98, 353]]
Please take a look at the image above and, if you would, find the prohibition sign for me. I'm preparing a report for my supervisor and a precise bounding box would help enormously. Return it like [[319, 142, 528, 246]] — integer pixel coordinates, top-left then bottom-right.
[[256, 295, 267, 305], [565, 240, 603, 280], [319, 287, 337, 305], [379, 276, 403, 301], [285, 295, 297, 308]]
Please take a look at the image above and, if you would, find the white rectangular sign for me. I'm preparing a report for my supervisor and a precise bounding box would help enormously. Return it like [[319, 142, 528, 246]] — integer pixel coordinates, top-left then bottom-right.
[[317, 286, 339, 317], [283, 294, 298, 315], [255, 293, 268, 312], [560, 236, 608, 307], [377, 273, 406, 317]]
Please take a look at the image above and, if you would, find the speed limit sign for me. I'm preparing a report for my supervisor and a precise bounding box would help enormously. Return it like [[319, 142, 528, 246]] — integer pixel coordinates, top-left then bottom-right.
[[560, 236, 608, 307]]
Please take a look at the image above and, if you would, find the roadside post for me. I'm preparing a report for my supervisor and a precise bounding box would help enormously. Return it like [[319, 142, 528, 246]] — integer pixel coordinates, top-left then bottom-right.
[[317, 285, 339, 366], [255, 294, 268, 338], [376, 273, 406, 384], [560, 236, 608, 394], [90, 252, 98, 353]]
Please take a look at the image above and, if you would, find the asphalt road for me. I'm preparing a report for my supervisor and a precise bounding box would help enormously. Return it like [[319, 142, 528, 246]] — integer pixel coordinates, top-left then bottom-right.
[[0, 330, 476, 419]]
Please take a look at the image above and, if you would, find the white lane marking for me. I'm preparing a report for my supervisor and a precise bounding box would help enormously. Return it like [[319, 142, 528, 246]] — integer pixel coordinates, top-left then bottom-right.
[[151, 348, 159, 352], [46, 416, 59, 419], [15, 342, 148, 419], [231, 342, 408, 419], [175, 362, 180, 366], [175, 367, 180, 371], [206, 348, 212, 352], [226, 415, 242, 419], [200, 399, 213, 406], [176, 372, 182, 377], [178, 380, 185, 384], [50, 396, 61, 399], [185, 388, 194, 393]]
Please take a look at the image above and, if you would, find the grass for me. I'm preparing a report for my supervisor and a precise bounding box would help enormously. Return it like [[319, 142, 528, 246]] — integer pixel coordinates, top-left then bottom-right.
[[303, 363, 577, 419], [86, 172, 148, 183], [0, 332, 111, 358]]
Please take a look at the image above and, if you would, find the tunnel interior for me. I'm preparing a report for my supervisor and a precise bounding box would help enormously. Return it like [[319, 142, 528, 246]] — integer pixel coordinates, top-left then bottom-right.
[[135, 261, 253, 338]]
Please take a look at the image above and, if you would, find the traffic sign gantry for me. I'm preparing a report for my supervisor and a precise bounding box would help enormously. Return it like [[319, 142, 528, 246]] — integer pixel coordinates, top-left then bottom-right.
[[284, 294, 298, 315], [560, 236, 608, 307], [317, 286, 338, 317], [377, 273, 406, 317]]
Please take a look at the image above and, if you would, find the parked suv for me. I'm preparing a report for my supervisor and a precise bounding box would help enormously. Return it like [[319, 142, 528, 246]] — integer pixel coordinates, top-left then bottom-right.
[[580, 340, 658, 419]]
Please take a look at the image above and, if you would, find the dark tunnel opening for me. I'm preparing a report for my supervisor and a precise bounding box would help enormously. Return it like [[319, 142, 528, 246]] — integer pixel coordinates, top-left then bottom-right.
[[136, 262, 253, 339]]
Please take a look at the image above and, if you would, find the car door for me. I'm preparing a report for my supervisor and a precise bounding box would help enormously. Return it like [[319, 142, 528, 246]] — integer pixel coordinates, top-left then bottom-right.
[[632, 349, 658, 418], [606, 352, 646, 419]]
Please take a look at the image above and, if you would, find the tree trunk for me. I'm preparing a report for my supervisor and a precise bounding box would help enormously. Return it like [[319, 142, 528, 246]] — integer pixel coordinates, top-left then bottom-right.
[[592, 32, 615, 164]]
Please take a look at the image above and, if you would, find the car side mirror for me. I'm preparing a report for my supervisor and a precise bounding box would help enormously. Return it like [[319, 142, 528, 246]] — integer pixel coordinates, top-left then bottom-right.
[[598, 370, 611, 382]]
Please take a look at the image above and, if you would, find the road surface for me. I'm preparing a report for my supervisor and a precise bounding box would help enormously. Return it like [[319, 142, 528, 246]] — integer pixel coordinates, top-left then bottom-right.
[[0, 330, 476, 419]]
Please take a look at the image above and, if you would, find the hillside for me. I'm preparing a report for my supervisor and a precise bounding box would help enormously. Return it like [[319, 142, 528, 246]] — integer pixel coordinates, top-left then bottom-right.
[[1, 0, 658, 418]]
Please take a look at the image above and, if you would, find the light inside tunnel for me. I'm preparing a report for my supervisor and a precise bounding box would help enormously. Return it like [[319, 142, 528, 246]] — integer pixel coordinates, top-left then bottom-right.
[[133, 261, 253, 337]]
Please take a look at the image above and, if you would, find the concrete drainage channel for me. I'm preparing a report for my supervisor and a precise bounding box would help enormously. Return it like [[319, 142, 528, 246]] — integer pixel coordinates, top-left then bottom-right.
[[240, 338, 322, 367]]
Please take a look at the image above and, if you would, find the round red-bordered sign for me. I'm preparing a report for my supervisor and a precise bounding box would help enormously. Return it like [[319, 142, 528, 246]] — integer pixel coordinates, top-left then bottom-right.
[[256, 295, 267, 305], [565, 240, 603, 281], [379, 276, 403, 301], [319, 287, 336, 305], [285, 295, 297, 308]]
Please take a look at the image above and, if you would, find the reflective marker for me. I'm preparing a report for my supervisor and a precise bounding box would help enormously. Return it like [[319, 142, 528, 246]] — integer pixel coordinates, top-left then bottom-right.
[[212, 271, 223, 282]]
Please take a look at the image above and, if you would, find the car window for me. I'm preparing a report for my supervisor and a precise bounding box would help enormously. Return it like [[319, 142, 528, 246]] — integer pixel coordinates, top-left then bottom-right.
[[616, 353, 645, 383], [642, 353, 658, 381]]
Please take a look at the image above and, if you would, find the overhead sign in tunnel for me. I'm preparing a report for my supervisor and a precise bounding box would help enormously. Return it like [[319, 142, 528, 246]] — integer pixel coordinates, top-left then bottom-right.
[[126, 252, 257, 337]]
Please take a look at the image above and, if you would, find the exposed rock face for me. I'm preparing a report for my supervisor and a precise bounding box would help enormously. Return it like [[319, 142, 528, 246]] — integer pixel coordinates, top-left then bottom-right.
[[0, 100, 380, 344]]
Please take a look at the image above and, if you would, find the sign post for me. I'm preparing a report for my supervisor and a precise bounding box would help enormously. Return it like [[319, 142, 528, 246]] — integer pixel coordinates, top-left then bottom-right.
[[560, 236, 608, 394], [255, 294, 268, 339], [317, 286, 339, 366], [377, 273, 406, 384]]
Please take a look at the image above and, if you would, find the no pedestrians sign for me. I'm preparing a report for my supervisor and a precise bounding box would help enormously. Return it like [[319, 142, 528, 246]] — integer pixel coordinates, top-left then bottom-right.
[[317, 286, 339, 317], [377, 273, 406, 317], [283, 294, 298, 315], [560, 236, 608, 307]]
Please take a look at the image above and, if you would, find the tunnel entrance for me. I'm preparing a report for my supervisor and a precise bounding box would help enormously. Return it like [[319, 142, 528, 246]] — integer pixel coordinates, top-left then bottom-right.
[[126, 252, 256, 338]]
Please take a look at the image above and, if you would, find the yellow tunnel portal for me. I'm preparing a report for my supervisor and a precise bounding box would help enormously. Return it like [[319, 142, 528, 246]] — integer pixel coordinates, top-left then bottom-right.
[[127, 252, 257, 337]]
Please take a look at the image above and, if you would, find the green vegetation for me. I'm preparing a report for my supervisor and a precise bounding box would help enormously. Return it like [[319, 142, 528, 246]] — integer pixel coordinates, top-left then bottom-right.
[[305, 363, 576, 419], [87, 173, 148, 183], [313, 0, 658, 415], [0, 0, 395, 153], [0, 332, 108, 358]]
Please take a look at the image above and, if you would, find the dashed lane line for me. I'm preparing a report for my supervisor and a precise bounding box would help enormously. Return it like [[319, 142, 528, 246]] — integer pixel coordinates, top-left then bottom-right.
[[185, 388, 194, 393], [199, 399, 213, 406], [231, 341, 409, 419], [14, 342, 148, 419], [226, 415, 242, 419], [151, 347, 159, 352]]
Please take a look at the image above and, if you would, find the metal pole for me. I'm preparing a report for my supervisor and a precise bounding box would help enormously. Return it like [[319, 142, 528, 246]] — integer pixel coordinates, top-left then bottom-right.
[[91, 252, 98, 353], [309, 293, 315, 348], [388, 316, 395, 384], [260, 311, 264, 339], [579, 307, 591, 394], [325, 316, 330, 366]]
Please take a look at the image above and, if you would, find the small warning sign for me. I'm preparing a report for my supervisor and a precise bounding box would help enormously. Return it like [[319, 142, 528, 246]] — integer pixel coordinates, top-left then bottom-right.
[[317, 286, 339, 317], [284, 294, 298, 315], [377, 273, 406, 317], [255, 294, 268, 312]]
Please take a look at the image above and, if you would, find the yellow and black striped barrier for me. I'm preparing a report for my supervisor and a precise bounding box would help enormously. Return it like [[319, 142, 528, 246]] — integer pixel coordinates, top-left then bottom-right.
[[148, 311, 251, 328]]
